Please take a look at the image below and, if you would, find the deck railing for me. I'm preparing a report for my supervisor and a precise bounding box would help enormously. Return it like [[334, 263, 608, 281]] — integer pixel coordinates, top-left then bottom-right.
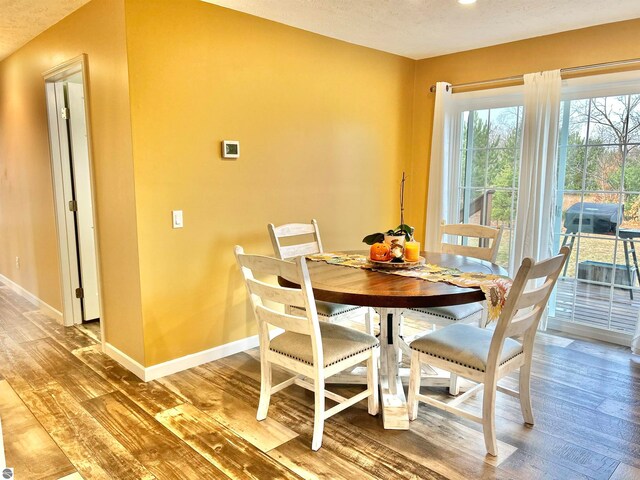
[[460, 189, 495, 246]]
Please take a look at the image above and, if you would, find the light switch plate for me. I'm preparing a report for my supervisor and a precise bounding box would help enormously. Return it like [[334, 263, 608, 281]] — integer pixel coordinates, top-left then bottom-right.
[[222, 140, 240, 159], [172, 210, 183, 229]]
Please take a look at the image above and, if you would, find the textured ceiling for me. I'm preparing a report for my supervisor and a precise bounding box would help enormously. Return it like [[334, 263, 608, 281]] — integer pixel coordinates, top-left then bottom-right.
[[1, 1, 639, 63], [204, 0, 640, 59], [0, 0, 91, 61]]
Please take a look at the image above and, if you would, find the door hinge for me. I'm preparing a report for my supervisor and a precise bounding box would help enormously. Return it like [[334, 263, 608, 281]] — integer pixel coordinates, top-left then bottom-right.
[[61, 107, 69, 119], [75, 287, 84, 299], [68, 200, 78, 212]]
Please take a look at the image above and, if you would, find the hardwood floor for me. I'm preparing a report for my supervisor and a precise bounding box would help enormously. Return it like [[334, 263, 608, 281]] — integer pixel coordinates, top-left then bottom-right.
[[0, 282, 639, 479]]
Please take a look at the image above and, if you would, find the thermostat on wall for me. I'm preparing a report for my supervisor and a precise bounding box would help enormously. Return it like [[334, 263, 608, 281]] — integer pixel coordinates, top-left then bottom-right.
[[222, 140, 240, 159]]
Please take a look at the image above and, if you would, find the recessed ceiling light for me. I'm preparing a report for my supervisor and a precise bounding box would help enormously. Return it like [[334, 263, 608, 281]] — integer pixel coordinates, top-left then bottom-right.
[[458, 0, 477, 4]]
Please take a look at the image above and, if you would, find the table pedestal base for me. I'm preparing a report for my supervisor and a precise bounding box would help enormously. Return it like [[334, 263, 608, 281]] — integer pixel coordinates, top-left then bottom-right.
[[325, 308, 456, 429], [376, 308, 405, 429]]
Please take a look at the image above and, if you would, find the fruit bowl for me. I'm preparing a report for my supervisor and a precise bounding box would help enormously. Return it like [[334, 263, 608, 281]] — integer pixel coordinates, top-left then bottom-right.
[[368, 256, 425, 269]]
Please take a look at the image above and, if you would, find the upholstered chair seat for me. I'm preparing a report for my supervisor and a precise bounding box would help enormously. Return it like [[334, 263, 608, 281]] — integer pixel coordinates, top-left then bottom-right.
[[270, 322, 378, 368], [410, 323, 523, 372]]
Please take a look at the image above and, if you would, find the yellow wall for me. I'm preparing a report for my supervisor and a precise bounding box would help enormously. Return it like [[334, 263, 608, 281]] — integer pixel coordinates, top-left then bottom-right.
[[0, 0, 146, 363], [408, 18, 640, 240], [123, 0, 415, 365]]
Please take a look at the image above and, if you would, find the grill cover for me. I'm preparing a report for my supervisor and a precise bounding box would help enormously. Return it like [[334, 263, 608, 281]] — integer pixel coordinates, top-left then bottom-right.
[[564, 202, 623, 234]]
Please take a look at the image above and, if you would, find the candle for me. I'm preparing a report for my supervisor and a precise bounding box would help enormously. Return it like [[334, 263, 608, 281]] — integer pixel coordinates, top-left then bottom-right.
[[404, 241, 420, 262]]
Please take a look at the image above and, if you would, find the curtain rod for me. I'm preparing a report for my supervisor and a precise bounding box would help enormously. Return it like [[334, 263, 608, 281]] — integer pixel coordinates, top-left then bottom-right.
[[428, 57, 640, 93]]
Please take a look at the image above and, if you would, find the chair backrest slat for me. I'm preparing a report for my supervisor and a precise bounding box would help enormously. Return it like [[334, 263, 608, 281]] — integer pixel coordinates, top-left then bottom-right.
[[486, 246, 571, 377], [272, 223, 317, 237], [256, 305, 311, 335], [269, 219, 323, 260], [237, 252, 300, 282], [246, 277, 307, 309], [440, 222, 504, 263], [440, 243, 495, 262], [505, 306, 541, 338], [278, 242, 321, 260], [516, 279, 555, 310], [528, 252, 568, 278]]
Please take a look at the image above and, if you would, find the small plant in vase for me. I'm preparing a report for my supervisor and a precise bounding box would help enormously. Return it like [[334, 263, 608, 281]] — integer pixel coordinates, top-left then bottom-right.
[[363, 172, 418, 263]]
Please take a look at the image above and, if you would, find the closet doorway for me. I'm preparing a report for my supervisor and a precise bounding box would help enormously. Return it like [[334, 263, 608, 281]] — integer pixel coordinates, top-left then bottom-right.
[[44, 55, 102, 330]]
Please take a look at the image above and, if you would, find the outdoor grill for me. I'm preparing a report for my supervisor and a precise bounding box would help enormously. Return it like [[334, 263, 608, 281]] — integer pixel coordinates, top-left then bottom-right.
[[563, 202, 623, 234]]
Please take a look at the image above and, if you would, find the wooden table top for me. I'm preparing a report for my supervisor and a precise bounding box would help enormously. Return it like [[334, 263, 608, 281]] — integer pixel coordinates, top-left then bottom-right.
[[280, 251, 507, 309]]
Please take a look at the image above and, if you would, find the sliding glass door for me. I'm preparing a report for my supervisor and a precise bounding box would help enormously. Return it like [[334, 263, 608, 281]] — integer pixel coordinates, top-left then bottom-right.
[[552, 93, 640, 335], [451, 76, 640, 342], [455, 105, 523, 268]]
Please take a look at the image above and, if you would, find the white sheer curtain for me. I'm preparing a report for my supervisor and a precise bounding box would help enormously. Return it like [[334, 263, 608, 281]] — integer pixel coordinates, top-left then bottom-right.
[[511, 70, 561, 330], [425, 82, 460, 251], [511, 70, 561, 274]]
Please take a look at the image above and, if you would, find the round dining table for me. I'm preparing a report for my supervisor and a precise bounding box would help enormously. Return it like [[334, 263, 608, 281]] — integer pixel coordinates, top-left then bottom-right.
[[280, 251, 507, 430]]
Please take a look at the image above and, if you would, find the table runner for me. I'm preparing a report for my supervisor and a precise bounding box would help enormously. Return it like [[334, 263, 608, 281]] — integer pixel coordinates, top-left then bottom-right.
[[307, 253, 512, 322]]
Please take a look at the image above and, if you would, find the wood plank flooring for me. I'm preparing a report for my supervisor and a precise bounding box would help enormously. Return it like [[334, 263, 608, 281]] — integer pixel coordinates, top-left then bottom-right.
[[0, 282, 639, 479]]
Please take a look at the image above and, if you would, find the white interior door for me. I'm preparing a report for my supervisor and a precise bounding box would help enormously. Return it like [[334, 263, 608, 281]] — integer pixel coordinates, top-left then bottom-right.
[[66, 81, 101, 321]]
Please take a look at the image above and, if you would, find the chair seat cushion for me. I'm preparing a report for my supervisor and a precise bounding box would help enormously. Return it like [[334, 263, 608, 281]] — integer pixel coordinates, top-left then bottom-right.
[[410, 323, 523, 372], [293, 300, 363, 317], [409, 302, 483, 321], [270, 322, 378, 367]]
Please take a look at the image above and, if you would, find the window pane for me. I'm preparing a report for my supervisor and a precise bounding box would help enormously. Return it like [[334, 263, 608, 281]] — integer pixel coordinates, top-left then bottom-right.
[[469, 150, 487, 188], [459, 146, 468, 186], [460, 111, 469, 151], [628, 94, 640, 144], [491, 190, 514, 226], [489, 106, 520, 149], [471, 110, 489, 149], [587, 96, 627, 146], [460, 188, 486, 224], [622, 193, 640, 228], [487, 149, 516, 188], [624, 145, 640, 192], [558, 146, 586, 191], [560, 99, 589, 146], [494, 228, 511, 268], [560, 193, 583, 235], [584, 146, 623, 192], [576, 238, 616, 285]]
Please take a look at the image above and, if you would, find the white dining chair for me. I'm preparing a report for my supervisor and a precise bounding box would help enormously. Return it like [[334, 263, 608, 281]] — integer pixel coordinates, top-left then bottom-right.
[[403, 222, 503, 394], [406, 222, 504, 328], [407, 246, 570, 456], [235, 246, 379, 451], [268, 220, 374, 334]]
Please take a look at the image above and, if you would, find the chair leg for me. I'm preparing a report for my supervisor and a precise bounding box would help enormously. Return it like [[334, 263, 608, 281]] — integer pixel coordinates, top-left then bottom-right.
[[519, 362, 535, 425], [478, 301, 488, 328], [367, 350, 379, 415], [407, 351, 421, 421], [257, 360, 272, 421], [311, 375, 326, 451], [482, 380, 498, 457], [365, 308, 374, 335], [449, 373, 460, 396]]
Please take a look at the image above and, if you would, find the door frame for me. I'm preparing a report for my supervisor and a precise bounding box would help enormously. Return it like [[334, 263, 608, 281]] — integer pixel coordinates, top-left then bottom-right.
[[43, 55, 104, 336]]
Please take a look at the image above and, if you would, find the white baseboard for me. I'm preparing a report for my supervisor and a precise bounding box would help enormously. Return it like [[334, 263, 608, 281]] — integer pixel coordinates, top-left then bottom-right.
[[104, 334, 261, 382], [103, 342, 147, 380], [0, 273, 63, 323]]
